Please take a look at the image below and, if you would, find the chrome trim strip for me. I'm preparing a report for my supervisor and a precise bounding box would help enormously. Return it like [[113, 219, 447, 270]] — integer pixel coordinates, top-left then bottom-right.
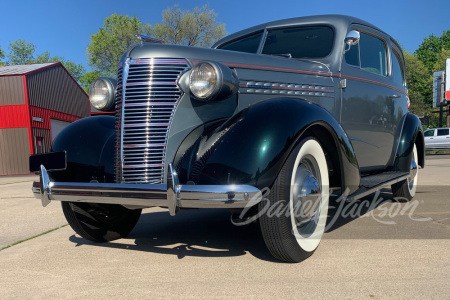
[[131, 58, 188, 64], [40, 165, 51, 207], [120, 58, 131, 183], [167, 163, 180, 216], [256, 28, 268, 54], [33, 165, 262, 214]]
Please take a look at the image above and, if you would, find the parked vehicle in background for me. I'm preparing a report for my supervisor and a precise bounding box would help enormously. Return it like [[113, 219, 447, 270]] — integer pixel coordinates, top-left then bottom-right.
[[424, 127, 450, 150], [30, 15, 424, 263]]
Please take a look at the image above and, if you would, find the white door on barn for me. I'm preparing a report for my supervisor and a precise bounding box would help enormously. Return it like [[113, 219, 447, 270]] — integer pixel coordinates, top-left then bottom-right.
[[50, 119, 71, 141]]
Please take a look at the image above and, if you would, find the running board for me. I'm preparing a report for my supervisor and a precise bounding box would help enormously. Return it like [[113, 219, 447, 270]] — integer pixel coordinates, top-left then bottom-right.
[[346, 171, 409, 201]]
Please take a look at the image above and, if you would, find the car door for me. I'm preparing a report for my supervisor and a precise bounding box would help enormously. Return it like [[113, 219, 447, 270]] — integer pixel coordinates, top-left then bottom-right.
[[435, 128, 450, 149], [340, 26, 408, 171], [424, 129, 436, 150]]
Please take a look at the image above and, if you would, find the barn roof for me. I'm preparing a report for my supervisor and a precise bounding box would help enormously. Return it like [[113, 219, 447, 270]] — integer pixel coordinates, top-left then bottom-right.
[[0, 63, 58, 76]]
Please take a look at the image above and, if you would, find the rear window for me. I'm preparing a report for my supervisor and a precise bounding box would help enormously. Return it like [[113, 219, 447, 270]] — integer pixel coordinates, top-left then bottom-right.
[[391, 49, 405, 86], [262, 26, 334, 59]]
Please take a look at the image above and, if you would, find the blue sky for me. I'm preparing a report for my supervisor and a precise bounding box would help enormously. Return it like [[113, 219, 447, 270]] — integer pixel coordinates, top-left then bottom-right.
[[1, 0, 449, 69]]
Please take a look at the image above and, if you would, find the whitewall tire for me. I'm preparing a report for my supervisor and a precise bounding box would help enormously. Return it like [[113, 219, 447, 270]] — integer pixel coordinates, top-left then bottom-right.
[[259, 137, 329, 262]]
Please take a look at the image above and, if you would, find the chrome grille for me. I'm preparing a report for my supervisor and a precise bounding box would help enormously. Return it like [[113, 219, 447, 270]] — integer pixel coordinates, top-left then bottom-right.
[[115, 58, 189, 184]]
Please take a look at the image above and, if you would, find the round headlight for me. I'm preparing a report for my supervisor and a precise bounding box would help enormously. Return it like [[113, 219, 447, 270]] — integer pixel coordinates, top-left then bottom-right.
[[189, 62, 218, 99], [89, 78, 115, 111]]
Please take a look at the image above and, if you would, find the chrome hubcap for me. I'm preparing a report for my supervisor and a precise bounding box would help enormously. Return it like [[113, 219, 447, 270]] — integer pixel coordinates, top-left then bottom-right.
[[292, 156, 322, 237], [409, 158, 417, 189]]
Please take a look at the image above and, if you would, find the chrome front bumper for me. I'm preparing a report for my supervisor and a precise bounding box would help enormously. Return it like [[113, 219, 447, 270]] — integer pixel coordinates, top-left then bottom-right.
[[33, 165, 262, 216]]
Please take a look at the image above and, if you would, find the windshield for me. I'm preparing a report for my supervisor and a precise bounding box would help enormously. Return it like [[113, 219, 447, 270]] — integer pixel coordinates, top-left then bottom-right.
[[218, 26, 334, 59]]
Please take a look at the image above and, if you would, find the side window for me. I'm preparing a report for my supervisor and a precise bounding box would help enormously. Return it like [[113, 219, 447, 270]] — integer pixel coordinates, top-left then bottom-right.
[[218, 31, 263, 53], [437, 128, 449, 136], [391, 48, 405, 86], [424, 130, 435, 137], [345, 32, 387, 76]]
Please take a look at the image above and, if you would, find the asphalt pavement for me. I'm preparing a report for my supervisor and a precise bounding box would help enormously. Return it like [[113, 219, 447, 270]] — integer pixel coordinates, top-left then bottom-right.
[[0, 155, 449, 299]]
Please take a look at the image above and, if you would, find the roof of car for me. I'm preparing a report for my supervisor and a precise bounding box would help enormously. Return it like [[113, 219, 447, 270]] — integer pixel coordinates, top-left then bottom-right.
[[213, 14, 386, 48]]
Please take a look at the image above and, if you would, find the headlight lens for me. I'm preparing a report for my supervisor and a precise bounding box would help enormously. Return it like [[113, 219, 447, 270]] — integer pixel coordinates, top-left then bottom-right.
[[189, 62, 217, 99], [89, 78, 115, 111]]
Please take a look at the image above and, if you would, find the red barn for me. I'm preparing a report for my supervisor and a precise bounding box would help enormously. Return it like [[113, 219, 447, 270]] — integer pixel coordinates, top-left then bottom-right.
[[0, 62, 90, 175]]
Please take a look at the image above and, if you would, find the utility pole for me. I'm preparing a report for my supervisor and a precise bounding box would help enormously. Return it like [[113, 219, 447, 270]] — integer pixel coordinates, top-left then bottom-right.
[[446, 58, 450, 127], [447, 91, 450, 129], [448, 97, 450, 128], [431, 62, 450, 127], [440, 71, 445, 127]]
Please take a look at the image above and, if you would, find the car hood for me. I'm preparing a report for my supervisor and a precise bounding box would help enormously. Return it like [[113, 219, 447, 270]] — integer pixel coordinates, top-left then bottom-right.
[[122, 43, 333, 76]]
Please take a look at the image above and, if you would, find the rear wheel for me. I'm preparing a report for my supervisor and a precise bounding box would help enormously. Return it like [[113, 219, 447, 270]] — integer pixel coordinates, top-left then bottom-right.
[[259, 138, 329, 263], [391, 144, 418, 201], [62, 202, 142, 242]]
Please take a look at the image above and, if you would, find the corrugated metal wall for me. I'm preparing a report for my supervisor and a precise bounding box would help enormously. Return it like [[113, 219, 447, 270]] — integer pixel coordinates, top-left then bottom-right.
[[32, 128, 52, 153], [0, 105, 29, 128], [0, 128, 30, 175], [26, 65, 89, 117], [29, 106, 81, 130], [0, 76, 24, 105]]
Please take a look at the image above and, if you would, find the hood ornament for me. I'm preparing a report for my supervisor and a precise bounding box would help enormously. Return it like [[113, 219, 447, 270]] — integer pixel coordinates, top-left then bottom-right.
[[135, 34, 164, 44]]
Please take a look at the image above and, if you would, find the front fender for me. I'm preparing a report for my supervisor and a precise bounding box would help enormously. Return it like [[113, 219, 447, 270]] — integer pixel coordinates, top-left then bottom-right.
[[394, 113, 424, 172], [174, 98, 360, 192], [50, 116, 115, 182]]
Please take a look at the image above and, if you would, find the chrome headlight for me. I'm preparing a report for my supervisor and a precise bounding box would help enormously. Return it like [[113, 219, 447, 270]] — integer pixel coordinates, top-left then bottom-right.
[[188, 62, 239, 101], [89, 77, 116, 111], [189, 62, 217, 99]]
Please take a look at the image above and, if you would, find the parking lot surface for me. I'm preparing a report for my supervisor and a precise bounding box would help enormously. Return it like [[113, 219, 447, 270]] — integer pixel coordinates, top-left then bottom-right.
[[0, 156, 449, 299]]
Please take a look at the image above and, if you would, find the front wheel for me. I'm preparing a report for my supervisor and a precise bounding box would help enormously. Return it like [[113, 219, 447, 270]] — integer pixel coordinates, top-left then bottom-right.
[[259, 137, 330, 263], [62, 202, 142, 242], [391, 144, 418, 201]]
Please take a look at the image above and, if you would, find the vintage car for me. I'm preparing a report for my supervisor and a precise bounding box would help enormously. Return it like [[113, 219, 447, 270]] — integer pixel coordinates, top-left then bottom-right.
[[30, 15, 424, 263]]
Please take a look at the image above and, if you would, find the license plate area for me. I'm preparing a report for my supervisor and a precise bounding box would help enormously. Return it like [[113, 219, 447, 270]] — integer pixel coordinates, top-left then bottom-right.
[[29, 151, 67, 172]]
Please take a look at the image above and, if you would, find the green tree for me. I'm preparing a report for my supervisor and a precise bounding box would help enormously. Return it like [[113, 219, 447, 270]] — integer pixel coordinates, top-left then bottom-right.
[[403, 50, 436, 125], [60, 60, 86, 84], [415, 30, 450, 72], [4, 40, 85, 83], [27, 50, 86, 83], [0, 45, 4, 66], [7, 39, 36, 65], [34, 50, 52, 63], [79, 70, 102, 92], [87, 13, 152, 76], [152, 5, 226, 47], [404, 51, 432, 105], [432, 48, 450, 72]]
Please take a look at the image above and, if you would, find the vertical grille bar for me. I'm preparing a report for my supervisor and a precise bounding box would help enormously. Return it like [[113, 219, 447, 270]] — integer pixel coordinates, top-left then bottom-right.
[[115, 58, 189, 184]]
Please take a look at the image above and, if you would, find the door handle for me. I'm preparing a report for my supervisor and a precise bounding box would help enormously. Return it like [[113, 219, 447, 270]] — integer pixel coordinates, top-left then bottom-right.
[[388, 94, 401, 99]]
